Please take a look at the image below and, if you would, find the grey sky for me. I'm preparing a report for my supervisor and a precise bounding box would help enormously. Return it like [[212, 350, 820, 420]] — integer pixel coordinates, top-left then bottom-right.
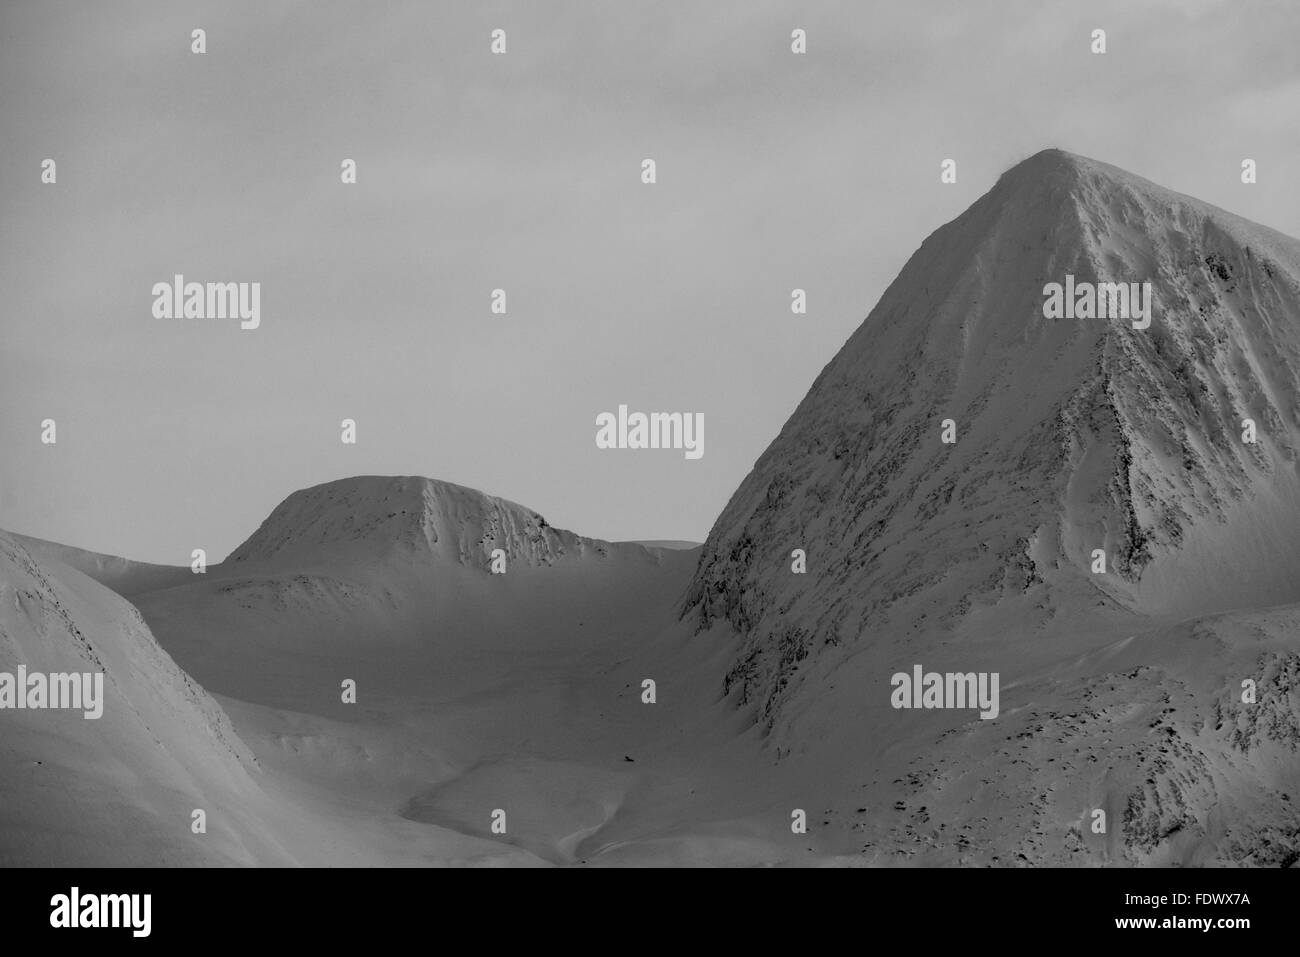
[[2, 0, 1297, 563]]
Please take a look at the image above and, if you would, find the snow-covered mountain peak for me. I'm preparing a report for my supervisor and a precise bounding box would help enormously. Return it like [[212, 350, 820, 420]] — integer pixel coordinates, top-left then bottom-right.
[[683, 152, 1300, 734]]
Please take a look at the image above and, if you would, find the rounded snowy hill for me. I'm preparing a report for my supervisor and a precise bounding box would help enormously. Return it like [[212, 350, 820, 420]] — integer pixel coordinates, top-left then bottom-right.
[[225, 475, 661, 571]]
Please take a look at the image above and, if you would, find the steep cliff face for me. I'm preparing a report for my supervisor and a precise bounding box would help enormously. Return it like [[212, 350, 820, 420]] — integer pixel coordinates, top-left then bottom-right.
[[683, 149, 1300, 731]]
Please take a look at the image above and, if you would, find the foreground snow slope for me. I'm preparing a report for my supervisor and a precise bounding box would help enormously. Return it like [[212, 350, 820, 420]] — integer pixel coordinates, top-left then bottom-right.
[[0, 532, 283, 865]]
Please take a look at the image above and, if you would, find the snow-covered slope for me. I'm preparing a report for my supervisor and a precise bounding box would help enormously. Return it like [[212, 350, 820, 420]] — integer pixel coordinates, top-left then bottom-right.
[[684, 148, 1300, 732], [851, 609, 1300, 866], [0, 532, 287, 865]]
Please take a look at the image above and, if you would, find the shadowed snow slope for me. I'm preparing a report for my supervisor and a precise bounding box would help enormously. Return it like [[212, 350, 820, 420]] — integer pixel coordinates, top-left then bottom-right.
[[684, 148, 1300, 735]]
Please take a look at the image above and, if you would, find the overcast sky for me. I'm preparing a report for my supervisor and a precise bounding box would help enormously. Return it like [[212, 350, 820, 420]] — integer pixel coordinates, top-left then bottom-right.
[[2, 0, 1297, 563]]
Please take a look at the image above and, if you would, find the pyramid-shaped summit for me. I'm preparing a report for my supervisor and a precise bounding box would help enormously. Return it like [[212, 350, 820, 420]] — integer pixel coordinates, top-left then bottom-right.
[[684, 149, 1300, 732]]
